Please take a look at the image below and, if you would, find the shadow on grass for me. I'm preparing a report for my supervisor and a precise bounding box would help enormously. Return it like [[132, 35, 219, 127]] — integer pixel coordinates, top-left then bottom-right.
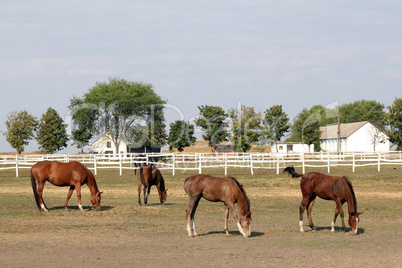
[[305, 226, 366, 235], [198, 230, 265, 238], [49, 205, 114, 212], [138, 202, 175, 206]]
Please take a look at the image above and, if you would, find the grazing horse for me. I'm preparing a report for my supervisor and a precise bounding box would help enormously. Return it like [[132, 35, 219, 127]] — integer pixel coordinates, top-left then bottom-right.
[[184, 174, 252, 238], [137, 164, 167, 205], [30, 161, 102, 212], [284, 166, 362, 235]]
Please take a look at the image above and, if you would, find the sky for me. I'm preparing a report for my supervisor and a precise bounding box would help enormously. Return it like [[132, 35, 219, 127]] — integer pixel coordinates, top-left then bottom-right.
[[0, 0, 401, 153]]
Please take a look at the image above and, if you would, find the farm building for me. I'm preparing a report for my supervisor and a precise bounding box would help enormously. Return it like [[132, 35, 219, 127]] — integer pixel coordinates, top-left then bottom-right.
[[90, 134, 161, 154], [270, 142, 314, 154], [320, 121, 389, 153]]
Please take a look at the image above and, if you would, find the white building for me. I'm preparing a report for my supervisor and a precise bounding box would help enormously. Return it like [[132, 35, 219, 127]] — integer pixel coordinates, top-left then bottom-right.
[[90, 134, 128, 154], [90, 134, 162, 154], [320, 121, 390, 153], [271, 142, 314, 154]]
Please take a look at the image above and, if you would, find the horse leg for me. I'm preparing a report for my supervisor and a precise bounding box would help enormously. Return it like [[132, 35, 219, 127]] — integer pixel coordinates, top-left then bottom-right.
[[64, 186, 75, 210], [37, 181, 48, 212], [186, 195, 201, 237], [299, 195, 310, 232], [306, 194, 316, 231], [145, 186, 151, 206], [142, 186, 147, 206], [224, 205, 230, 236], [227, 203, 247, 237], [138, 181, 142, 206], [75, 184, 84, 212], [332, 206, 340, 233], [336, 200, 347, 232]]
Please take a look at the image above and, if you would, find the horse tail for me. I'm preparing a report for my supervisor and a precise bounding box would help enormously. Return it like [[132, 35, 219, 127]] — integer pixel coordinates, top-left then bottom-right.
[[30, 167, 41, 211], [283, 166, 303, 178]]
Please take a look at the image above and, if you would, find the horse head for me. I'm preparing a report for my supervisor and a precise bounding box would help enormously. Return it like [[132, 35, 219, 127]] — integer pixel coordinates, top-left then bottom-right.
[[349, 211, 363, 235], [240, 211, 252, 237], [91, 191, 103, 211], [160, 188, 168, 204]]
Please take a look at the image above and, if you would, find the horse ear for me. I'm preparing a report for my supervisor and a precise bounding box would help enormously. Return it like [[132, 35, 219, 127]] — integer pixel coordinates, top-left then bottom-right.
[[165, 188, 168, 192], [97, 191, 103, 196], [358, 211, 364, 215]]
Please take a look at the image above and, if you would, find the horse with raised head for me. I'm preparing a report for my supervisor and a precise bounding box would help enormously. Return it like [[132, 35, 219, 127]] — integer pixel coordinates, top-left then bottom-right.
[[137, 164, 167, 205], [184, 174, 252, 238], [30, 161, 102, 212], [284, 166, 362, 235]]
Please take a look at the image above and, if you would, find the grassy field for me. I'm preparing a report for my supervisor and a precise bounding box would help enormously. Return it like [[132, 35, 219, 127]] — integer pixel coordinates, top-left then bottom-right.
[[0, 165, 401, 267]]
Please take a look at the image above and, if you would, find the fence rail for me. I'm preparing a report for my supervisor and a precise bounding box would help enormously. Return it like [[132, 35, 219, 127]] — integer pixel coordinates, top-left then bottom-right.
[[1, 151, 402, 177]]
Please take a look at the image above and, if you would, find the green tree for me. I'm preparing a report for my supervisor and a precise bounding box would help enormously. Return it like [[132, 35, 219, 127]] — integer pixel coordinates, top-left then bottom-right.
[[195, 105, 229, 149], [228, 105, 261, 152], [70, 77, 166, 153], [69, 97, 98, 152], [36, 107, 69, 154], [261, 105, 290, 151], [384, 97, 402, 150], [129, 105, 167, 150], [2, 110, 37, 154], [167, 120, 196, 152], [287, 105, 328, 152], [340, 100, 386, 125]]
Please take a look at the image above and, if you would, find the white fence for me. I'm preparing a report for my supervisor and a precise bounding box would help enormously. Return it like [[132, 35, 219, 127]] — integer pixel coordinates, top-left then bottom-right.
[[1, 151, 402, 177]]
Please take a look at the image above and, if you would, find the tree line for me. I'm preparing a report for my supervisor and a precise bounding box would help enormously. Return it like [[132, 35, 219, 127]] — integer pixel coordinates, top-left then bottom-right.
[[2, 77, 402, 154]]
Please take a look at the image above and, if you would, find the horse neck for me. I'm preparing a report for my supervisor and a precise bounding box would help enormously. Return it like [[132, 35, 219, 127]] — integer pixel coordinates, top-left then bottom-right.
[[236, 188, 250, 216], [158, 175, 165, 191], [86, 170, 99, 195], [343, 178, 357, 216]]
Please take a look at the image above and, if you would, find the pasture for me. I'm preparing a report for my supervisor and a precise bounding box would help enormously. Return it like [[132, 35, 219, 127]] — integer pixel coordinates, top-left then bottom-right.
[[0, 165, 401, 267]]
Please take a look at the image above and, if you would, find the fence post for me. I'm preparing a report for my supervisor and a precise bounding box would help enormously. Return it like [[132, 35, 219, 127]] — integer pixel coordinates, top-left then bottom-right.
[[276, 154, 280, 175], [15, 155, 19, 178], [224, 154, 228, 176], [94, 155, 97, 175], [378, 153, 381, 172], [302, 154, 305, 174], [199, 153, 202, 174], [352, 154, 355, 172], [327, 152, 330, 173], [119, 153, 122, 176], [172, 153, 175, 176], [250, 154, 254, 175]]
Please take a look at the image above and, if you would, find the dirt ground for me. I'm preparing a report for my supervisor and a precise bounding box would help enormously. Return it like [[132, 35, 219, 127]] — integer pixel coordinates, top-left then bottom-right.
[[0, 167, 401, 267]]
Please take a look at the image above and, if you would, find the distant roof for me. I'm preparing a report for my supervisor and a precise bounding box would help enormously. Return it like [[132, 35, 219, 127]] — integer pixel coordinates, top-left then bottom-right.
[[320, 121, 368, 140]]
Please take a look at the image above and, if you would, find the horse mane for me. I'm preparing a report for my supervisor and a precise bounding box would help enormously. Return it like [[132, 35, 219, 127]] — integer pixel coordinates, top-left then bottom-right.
[[157, 168, 166, 190], [227, 176, 250, 212], [342, 176, 357, 213]]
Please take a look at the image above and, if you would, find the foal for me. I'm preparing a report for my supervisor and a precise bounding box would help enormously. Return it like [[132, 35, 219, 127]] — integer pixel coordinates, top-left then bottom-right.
[[284, 166, 362, 235], [137, 164, 167, 205], [184, 174, 252, 238]]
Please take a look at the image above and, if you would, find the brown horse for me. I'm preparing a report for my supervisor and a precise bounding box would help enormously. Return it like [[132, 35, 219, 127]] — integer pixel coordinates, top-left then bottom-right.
[[137, 164, 167, 205], [284, 166, 362, 235], [184, 174, 252, 238], [30, 161, 102, 212]]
